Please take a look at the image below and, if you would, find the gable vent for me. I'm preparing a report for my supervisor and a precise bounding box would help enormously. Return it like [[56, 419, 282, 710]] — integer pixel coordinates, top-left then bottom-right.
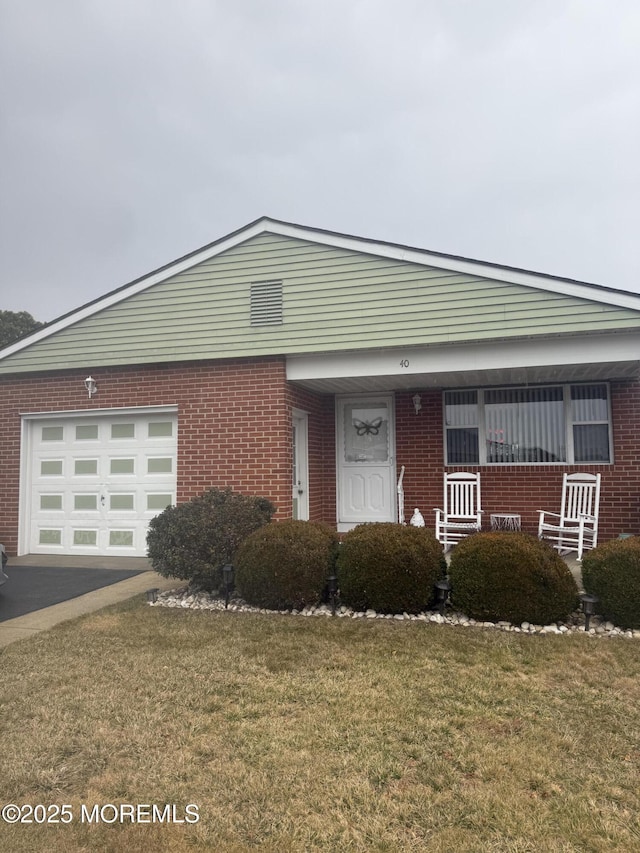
[[250, 281, 283, 326]]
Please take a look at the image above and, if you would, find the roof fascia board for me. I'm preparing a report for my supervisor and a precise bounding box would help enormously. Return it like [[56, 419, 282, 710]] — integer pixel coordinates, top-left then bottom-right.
[[286, 331, 640, 383], [3, 216, 640, 361], [270, 220, 640, 310], [0, 220, 272, 360]]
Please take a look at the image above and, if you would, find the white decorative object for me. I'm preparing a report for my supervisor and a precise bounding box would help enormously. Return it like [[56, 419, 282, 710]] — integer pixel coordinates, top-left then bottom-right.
[[490, 513, 521, 531], [410, 508, 425, 527], [412, 393, 422, 414]]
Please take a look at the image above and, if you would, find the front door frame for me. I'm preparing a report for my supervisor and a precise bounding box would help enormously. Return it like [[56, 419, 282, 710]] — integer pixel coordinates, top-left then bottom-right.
[[292, 409, 309, 521], [336, 393, 397, 531]]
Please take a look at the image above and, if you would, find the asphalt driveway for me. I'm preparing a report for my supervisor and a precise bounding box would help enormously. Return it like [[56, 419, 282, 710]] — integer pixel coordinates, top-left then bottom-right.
[[0, 555, 177, 647], [0, 565, 146, 621]]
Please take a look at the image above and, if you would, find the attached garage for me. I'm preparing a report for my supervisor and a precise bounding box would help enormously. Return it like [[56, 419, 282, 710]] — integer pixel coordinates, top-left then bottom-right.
[[4, 217, 640, 558], [21, 407, 177, 556]]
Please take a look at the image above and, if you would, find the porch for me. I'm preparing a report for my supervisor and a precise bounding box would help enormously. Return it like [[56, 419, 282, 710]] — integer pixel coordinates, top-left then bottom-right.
[[286, 325, 640, 541], [288, 381, 638, 545]]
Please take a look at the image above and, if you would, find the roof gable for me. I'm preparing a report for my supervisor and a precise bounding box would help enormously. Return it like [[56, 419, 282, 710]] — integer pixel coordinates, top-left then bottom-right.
[[2, 217, 640, 374]]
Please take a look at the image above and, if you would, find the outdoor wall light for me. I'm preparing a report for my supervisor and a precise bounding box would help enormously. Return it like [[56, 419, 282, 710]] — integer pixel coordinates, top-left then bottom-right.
[[84, 376, 98, 398], [412, 393, 422, 415], [435, 578, 452, 616], [580, 593, 598, 631], [146, 588, 159, 604], [222, 564, 235, 609], [327, 574, 338, 616]]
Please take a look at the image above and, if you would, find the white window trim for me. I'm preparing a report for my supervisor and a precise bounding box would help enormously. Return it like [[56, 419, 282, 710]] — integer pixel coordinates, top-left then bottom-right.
[[20, 404, 178, 420], [443, 383, 613, 466]]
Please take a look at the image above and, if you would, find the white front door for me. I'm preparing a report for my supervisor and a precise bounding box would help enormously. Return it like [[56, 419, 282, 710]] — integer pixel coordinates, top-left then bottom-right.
[[337, 395, 396, 530], [292, 410, 309, 520]]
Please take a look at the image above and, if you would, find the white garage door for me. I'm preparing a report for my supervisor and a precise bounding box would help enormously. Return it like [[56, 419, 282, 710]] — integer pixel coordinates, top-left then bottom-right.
[[25, 409, 177, 556]]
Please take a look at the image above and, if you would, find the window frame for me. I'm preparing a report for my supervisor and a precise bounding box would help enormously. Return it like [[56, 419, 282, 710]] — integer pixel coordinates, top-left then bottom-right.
[[443, 383, 613, 466]]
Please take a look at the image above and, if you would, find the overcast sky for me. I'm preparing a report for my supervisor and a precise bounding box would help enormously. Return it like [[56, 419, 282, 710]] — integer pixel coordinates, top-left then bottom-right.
[[1, 0, 639, 323]]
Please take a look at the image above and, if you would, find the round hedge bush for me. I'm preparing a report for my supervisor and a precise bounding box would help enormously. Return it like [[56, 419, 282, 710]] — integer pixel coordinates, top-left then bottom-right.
[[146, 487, 275, 591], [582, 537, 640, 629], [234, 520, 339, 610], [336, 523, 445, 614], [448, 532, 578, 625]]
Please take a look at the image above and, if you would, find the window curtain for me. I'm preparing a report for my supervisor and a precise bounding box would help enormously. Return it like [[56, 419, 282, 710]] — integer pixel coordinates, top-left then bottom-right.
[[484, 388, 565, 463]]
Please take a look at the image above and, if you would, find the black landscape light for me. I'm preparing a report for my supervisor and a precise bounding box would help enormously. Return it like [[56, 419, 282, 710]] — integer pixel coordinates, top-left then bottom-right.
[[580, 593, 598, 631], [327, 574, 338, 616], [222, 564, 234, 608], [435, 578, 452, 616], [146, 588, 159, 604]]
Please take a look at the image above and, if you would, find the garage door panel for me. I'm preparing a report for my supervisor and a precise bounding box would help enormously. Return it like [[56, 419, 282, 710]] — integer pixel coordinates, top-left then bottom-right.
[[27, 411, 177, 556]]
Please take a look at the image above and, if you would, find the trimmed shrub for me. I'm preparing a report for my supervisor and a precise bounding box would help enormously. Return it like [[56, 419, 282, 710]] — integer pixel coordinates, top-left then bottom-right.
[[448, 532, 578, 625], [234, 520, 339, 610], [582, 538, 640, 629], [146, 487, 275, 591], [337, 523, 445, 614]]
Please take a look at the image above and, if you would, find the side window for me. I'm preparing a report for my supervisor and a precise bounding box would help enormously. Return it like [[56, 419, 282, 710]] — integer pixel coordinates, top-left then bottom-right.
[[444, 391, 479, 464], [571, 384, 611, 462]]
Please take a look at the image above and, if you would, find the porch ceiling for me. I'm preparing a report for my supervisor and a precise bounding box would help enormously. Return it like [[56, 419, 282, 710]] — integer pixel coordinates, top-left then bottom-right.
[[288, 359, 640, 394]]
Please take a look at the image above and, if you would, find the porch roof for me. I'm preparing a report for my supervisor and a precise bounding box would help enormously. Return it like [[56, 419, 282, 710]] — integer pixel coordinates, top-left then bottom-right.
[[286, 331, 640, 393]]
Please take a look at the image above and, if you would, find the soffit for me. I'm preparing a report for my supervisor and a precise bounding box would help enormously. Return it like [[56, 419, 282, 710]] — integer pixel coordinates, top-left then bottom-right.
[[289, 360, 640, 394], [286, 332, 640, 393]]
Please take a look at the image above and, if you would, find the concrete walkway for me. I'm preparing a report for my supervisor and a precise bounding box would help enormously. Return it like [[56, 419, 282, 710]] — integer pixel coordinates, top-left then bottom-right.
[[0, 555, 179, 648], [564, 554, 583, 591], [0, 553, 584, 650]]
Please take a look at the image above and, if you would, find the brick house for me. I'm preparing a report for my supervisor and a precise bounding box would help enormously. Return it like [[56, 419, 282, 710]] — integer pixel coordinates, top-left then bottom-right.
[[1, 217, 639, 557]]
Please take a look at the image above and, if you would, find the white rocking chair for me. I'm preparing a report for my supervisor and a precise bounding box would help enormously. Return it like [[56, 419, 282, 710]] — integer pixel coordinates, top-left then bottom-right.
[[538, 473, 601, 561], [434, 472, 482, 552]]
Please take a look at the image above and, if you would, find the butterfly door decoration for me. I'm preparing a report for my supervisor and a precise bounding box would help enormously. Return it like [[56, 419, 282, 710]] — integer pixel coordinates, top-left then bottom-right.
[[352, 417, 383, 436]]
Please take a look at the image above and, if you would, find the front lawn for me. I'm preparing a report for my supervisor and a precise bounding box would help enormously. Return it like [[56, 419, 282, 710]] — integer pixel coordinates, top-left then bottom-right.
[[1, 599, 639, 852]]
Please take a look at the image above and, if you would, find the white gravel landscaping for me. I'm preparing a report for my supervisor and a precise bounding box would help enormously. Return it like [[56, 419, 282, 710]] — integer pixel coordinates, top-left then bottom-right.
[[149, 587, 640, 639]]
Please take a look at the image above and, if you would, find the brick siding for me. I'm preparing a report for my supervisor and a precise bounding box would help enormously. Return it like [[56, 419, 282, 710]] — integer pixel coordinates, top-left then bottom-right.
[[0, 358, 296, 554], [1, 363, 638, 554], [396, 381, 640, 542]]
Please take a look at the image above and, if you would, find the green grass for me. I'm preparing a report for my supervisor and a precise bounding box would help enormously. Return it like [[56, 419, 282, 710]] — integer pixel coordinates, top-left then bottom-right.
[[1, 598, 639, 851]]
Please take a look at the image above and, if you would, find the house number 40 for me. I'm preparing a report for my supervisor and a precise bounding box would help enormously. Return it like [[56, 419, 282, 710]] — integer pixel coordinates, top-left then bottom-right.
[[399, 359, 410, 368]]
